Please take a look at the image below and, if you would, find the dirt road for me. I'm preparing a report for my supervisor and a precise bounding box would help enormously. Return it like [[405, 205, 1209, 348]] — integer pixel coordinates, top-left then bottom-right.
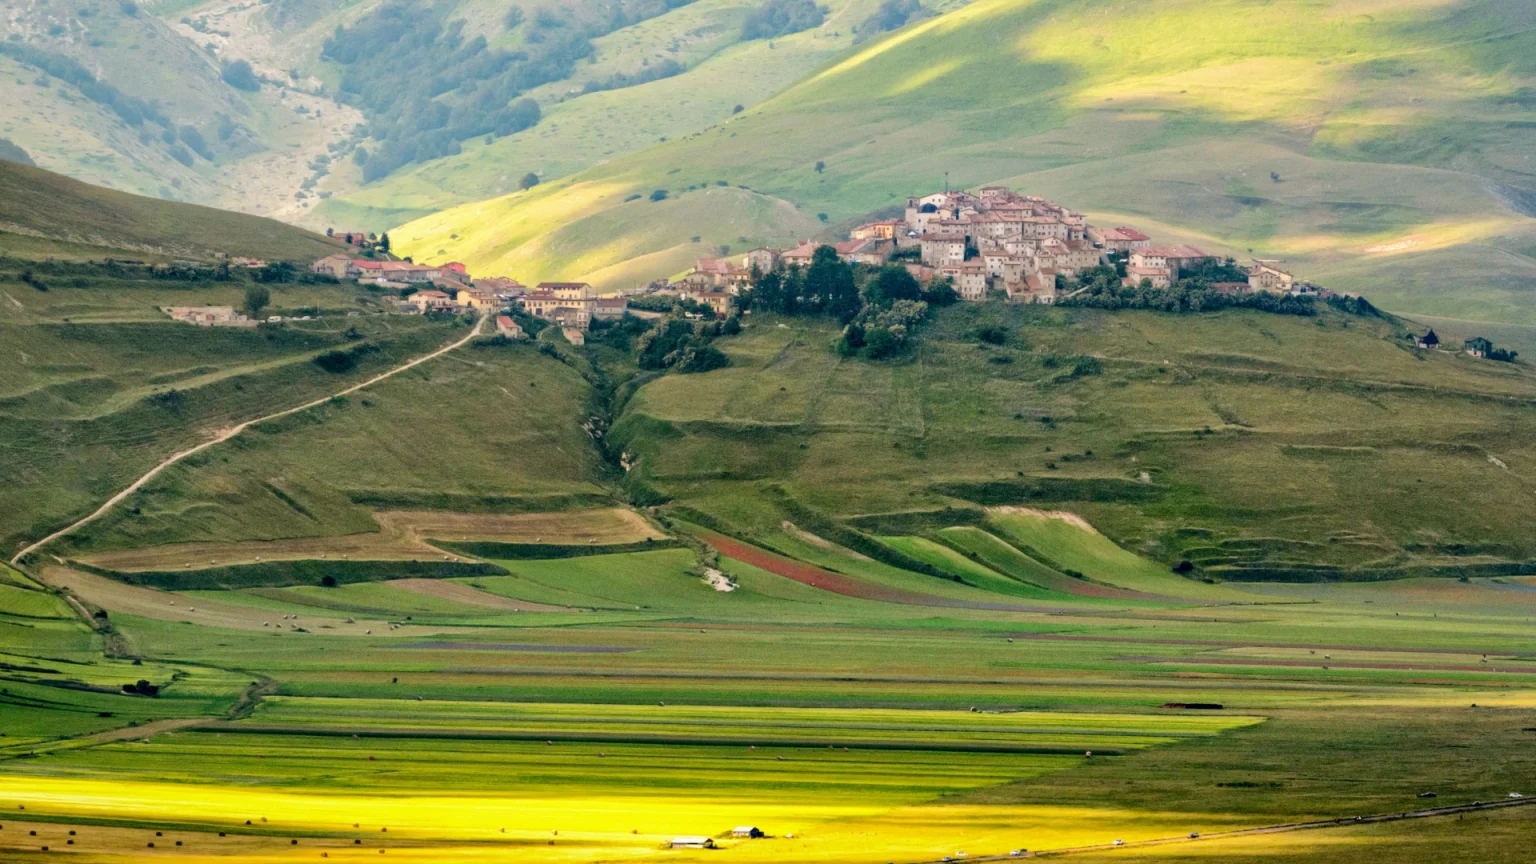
[[10, 315, 486, 567]]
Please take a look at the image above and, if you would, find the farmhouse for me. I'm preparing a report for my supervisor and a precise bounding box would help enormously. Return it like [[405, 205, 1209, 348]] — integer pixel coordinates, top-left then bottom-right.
[[669, 837, 715, 849], [495, 315, 524, 339], [732, 827, 765, 839], [1465, 336, 1492, 358], [161, 306, 257, 327], [1416, 329, 1440, 349]]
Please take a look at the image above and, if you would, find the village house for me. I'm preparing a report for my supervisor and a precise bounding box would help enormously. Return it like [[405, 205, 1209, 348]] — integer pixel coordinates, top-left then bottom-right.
[[161, 306, 257, 327], [1465, 336, 1492, 358], [518, 281, 626, 331], [455, 285, 500, 310], [695, 291, 735, 317], [744, 247, 780, 272], [778, 241, 819, 267], [834, 238, 891, 266], [1087, 225, 1151, 253], [683, 257, 749, 292], [331, 230, 372, 247], [939, 261, 989, 301], [1248, 260, 1294, 294], [562, 326, 586, 346], [920, 235, 967, 267], [405, 289, 455, 313], [494, 315, 525, 339], [850, 219, 903, 240], [1125, 245, 1212, 289], [474, 276, 526, 299], [310, 253, 356, 280], [1006, 271, 1056, 304]]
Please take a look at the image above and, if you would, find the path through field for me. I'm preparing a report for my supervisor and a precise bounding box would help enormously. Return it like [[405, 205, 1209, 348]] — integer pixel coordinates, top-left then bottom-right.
[[10, 315, 487, 567]]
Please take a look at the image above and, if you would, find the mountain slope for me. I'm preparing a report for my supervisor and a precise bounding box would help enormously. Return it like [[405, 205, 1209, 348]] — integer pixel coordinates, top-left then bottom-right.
[[393, 0, 1536, 323], [0, 161, 340, 261]]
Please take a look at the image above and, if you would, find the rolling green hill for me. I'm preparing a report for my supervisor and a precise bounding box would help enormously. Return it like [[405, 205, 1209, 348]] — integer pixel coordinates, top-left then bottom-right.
[[394, 0, 1536, 328], [0, 161, 341, 261]]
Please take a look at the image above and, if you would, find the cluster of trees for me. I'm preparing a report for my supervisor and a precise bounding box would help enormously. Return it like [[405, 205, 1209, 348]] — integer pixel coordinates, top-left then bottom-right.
[[740, 248, 956, 360], [741, 0, 825, 40], [1061, 264, 1316, 316], [856, 0, 929, 42], [325, 1, 693, 182], [220, 59, 261, 92], [635, 318, 731, 373], [743, 246, 861, 319], [582, 58, 684, 94]]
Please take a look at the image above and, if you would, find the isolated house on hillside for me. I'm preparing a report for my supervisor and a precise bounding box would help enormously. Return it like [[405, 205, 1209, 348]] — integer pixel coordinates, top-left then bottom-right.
[[1465, 336, 1492, 358], [1416, 329, 1440, 349]]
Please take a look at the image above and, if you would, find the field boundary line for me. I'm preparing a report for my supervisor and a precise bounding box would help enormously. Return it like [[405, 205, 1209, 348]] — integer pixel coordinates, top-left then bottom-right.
[[10, 314, 487, 567], [936, 796, 1536, 861]]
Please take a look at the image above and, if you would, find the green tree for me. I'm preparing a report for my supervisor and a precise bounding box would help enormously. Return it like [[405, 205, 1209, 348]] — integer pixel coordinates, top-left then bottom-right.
[[519, 171, 540, 190], [244, 284, 271, 319], [865, 265, 922, 308], [650, 189, 669, 202], [804, 245, 859, 320], [378, 232, 391, 254]]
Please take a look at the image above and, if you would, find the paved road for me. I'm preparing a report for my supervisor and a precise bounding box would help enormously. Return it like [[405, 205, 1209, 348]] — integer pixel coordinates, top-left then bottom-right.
[[10, 314, 486, 566], [934, 796, 1535, 861]]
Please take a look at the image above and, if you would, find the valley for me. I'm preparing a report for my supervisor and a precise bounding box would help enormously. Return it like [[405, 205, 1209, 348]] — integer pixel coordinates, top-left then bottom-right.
[[3, 2, 1536, 862]]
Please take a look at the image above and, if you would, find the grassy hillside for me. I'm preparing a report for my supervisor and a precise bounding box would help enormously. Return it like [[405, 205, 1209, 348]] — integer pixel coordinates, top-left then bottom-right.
[[394, 0, 1536, 325], [0, 161, 341, 260], [314, 0, 956, 228], [613, 303, 1536, 578]]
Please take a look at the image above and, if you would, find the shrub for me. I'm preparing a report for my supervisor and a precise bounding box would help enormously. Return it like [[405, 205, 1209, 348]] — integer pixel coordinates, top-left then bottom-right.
[[649, 189, 669, 202], [221, 59, 260, 91]]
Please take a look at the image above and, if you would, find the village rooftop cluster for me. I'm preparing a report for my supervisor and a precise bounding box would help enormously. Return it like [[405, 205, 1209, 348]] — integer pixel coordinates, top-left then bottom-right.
[[679, 185, 1325, 305]]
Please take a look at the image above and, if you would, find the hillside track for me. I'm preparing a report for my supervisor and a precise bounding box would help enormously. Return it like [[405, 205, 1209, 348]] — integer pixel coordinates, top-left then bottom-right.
[[700, 531, 1074, 612], [10, 315, 487, 567], [933, 796, 1536, 861]]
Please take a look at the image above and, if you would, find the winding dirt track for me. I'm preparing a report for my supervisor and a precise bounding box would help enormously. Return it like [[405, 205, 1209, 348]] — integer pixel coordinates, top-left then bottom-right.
[[10, 315, 486, 567]]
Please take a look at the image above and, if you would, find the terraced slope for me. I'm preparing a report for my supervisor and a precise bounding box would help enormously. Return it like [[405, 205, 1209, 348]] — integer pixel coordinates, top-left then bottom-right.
[[395, 0, 1536, 327]]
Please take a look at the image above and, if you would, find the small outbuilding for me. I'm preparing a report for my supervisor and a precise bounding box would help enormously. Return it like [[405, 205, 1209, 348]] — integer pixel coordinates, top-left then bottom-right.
[[669, 836, 715, 849], [731, 826, 764, 839]]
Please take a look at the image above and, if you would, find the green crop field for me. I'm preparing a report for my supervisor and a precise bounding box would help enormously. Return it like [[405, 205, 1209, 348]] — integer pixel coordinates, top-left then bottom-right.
[[393, 0, 1536, 333]]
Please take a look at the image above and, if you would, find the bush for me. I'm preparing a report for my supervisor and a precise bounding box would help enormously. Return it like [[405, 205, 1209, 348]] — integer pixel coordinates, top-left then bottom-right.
[[677, 345, 729, 373], [649, 188, 669, 202], [221, 59, 260, 91], [741, 0, 826, 39]]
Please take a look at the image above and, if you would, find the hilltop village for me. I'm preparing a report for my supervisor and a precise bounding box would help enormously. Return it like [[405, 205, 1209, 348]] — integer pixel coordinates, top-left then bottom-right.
[[156, 185, 1510, 362], [680, 185, 1323, 306]]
